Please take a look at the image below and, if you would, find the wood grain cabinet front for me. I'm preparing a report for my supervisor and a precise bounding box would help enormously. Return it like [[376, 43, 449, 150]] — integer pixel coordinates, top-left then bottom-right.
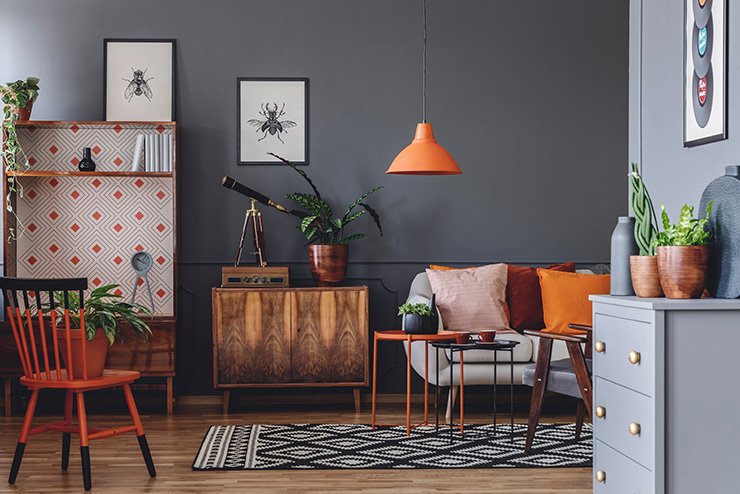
[[212, 286, 369, 412]]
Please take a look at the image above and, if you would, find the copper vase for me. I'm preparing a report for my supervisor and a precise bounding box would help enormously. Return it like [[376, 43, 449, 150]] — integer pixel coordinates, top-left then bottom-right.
[[657, 246, 709, 299], [309, 244, 349, 287], [630, 255, 664, 298]]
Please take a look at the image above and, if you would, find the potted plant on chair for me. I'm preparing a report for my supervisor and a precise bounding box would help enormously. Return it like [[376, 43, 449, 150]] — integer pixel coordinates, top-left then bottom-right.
[[655, 202, 713, 299]]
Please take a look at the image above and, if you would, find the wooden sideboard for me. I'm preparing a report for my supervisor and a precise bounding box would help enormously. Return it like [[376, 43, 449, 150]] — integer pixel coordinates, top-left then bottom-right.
[[212, 286, 369, 413], [590, 295, 740, 494]]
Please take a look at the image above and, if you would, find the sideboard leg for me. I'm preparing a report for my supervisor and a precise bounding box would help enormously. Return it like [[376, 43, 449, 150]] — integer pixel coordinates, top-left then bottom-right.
[[353, 388, 361, 413], [4, 378, 11, 416], [222, 390, 231, 414], [166, 377, 174, 415]]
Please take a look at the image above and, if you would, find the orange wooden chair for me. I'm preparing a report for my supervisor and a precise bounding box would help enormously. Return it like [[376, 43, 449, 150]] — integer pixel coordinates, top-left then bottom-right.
[[3, 277, 155, 491]]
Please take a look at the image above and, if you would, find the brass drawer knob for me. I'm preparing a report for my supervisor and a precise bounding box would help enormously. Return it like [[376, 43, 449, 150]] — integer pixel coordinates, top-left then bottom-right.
[[595, 340, 606, 353], [595, 406, 606, 418], [595, 470, 606, 483], [629, 422, 641, 435], [628, 350, 641, 364]]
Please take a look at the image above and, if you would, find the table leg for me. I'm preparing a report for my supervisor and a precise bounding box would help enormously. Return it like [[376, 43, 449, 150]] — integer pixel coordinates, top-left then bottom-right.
[[406, 335, 412, 436], [424, 341, 429, 425], [510, 348, 514, 441], [435, 347, 439, 429], [372, 334, 378, 430], [493, 348, 498, 434], [449, 349, 454, 442], [460, 351, 464, 433]]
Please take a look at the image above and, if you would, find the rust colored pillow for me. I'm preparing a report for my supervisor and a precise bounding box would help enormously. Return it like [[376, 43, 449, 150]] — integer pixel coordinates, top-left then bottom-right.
[[430, 264, 511, 323], [505, 262, 575, 332], [425, 263, 511, 334], [537, 269, 610, 334]]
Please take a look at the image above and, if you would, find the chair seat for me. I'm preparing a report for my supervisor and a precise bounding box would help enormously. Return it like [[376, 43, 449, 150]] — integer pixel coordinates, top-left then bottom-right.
[[20, 369, 141, 390], [522, 357, 592, 399]]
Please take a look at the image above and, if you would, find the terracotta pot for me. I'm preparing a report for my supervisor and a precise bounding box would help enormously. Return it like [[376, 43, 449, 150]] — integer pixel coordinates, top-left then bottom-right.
[[630, 255, 664, 298], [57, 329, 109, 379], [17, 100, 33, 121], [657, 246, 709, 299], [309, 244, 349, 287]]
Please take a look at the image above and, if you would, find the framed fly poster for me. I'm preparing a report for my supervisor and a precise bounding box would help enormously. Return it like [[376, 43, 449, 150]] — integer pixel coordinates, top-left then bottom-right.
[[684, 0, 726, 147], [237, 78, 308, 165], [105, 39, 176, 122]]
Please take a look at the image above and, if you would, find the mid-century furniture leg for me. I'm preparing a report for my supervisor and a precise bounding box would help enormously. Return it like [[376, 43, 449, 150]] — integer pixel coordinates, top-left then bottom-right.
[[222, 390, 230, 414], [166, 377, 173, 415], [353, 388, 361, 413]]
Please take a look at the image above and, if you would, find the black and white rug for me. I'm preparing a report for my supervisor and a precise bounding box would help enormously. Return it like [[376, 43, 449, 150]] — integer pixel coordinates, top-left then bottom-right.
[[192, 423, 592, 470]]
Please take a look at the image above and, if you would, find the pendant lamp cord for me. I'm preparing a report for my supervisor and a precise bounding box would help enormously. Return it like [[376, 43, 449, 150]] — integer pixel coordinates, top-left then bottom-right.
[[422, 0, 427, 123]]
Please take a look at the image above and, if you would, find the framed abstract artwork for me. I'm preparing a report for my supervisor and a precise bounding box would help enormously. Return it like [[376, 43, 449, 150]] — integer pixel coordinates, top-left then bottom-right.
[[237, 78, 308, 165], [684, 0, 726, 147], [105, 39, 176, 122]]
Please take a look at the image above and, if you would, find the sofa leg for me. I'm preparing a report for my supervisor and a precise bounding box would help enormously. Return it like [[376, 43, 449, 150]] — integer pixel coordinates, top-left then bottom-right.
[[445, 386, 459, 421]]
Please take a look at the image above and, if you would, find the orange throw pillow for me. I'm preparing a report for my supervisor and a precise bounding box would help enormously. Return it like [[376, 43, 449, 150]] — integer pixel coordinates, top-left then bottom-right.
[[537, 269, 610, 334], [506, 262, 575, 332]]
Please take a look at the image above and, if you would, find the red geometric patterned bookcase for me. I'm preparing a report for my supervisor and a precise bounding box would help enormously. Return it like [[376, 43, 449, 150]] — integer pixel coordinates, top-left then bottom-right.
[[1, 121, 177, 414]]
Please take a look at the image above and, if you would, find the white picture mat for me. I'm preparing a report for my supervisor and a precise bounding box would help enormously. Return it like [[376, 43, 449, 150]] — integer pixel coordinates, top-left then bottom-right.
[[684, 0, 725, 144], [239, 80, 306, 163], [106, 41, 173, 121]]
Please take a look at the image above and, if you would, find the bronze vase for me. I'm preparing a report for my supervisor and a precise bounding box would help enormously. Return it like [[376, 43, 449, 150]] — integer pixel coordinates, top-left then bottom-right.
[[309, 244, 349, 287], [657, 245, 709, 299], [630, 255, 664, 298]]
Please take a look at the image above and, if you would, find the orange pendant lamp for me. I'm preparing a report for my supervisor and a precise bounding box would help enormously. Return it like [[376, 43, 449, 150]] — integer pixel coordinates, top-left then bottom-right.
[[386, 0, 461, 175]]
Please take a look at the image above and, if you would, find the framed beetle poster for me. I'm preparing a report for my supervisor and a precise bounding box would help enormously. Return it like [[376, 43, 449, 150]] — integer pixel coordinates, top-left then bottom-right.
[[684, 0, 726, 147], [237, 78, 308, 165], [105, 39, 176, 122]]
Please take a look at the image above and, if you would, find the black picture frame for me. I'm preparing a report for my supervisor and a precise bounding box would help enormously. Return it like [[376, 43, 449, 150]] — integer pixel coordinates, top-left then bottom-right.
[[237, 77, 308, 166], [104, 39, 176, 122], [683, 0, 727, 147]]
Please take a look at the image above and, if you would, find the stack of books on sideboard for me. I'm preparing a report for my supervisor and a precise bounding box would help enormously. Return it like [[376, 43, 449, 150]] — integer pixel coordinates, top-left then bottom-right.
[[131, 133, 173, 172]]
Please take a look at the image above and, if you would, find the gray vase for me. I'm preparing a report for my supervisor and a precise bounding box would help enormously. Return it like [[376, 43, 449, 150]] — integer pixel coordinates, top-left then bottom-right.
[[610, 216, 639, 296]]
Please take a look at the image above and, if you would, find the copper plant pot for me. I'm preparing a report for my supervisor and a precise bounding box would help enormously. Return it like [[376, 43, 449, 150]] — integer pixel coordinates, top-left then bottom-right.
[[17, 100, 33, 121], [58, 329, 109, 379], [630, 255, 664, 298], [309, 244, 349, 287], [657, 245, 709, 299]]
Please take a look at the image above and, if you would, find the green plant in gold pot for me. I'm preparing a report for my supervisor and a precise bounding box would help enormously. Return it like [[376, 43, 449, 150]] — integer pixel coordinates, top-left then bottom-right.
[[655, 202, 713, 299], [269, 153, 383, 287], [628, 162, 663, 297]]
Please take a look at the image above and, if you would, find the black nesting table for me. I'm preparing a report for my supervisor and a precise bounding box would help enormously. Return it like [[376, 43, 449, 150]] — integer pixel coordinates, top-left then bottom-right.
[[431, 339, 520, 441]]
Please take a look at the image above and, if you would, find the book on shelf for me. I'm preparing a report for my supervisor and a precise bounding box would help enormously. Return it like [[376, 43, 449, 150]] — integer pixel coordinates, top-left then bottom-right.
[[131, 135, 145, 172], [137, 133, 173, 173]]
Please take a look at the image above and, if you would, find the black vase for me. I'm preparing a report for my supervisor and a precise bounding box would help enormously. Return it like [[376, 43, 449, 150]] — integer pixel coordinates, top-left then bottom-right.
[[78, 147, 96, 172]]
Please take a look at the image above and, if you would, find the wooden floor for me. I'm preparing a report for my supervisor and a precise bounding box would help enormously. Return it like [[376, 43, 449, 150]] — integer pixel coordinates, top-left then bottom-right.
[[0, 399, 592, 493]]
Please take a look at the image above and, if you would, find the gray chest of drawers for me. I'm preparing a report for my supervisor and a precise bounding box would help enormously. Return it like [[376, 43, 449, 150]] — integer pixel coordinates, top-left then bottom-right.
[[590, 295, 740, 494]]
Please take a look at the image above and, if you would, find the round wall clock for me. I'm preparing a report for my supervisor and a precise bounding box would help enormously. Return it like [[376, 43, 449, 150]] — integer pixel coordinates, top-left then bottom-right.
[[130, 251, 155, 312]]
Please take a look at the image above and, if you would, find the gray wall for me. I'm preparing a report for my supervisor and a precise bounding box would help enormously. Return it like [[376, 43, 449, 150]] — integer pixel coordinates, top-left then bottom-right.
[[1, 0, 629, 395], [631, 0, 738, 218]]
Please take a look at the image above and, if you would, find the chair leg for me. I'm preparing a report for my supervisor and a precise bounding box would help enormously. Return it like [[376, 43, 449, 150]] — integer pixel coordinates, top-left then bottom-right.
[[566, 341, 593, 416], [123, 384, 156, 477], [525, 338, 553, 454], [62, 390, 73, 471], [575, 400, 585, 440], [9, 388, 40, 484], [76, 392, 91, 491]]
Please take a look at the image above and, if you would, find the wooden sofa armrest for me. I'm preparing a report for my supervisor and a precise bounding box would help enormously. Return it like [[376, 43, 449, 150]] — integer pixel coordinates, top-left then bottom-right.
[[523, 329, 589, 343]]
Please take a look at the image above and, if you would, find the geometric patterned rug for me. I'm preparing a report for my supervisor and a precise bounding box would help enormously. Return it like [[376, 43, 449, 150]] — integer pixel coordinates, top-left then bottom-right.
[[192, 423, 592, 470]]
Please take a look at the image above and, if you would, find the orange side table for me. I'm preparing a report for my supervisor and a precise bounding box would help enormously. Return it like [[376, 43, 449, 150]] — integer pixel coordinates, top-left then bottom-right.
[[371, 330, 455, 436]]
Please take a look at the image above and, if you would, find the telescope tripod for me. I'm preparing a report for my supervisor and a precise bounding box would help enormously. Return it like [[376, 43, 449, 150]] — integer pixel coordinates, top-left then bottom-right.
[[235, 199, 267, 267]]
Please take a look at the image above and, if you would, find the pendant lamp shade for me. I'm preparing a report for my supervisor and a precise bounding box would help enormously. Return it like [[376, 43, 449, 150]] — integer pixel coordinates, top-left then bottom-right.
[[386, 123, 461, 175]]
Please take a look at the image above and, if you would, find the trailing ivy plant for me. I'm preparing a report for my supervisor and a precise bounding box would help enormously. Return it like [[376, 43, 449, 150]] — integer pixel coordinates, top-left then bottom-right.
[[1, 77, 40, 240], [268, 152, 383, 245], [655, 202, 713, 247], [397, 303, 434, 317], [629, 162, 659, 256]]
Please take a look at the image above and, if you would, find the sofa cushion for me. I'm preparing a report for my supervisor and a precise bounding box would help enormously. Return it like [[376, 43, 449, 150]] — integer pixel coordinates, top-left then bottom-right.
[[445, 332, 533, 363], [505, 262, 575, 332], [426, 263, 511, 334], [538, 269, 610, 334], [430, 264, 511, 322]]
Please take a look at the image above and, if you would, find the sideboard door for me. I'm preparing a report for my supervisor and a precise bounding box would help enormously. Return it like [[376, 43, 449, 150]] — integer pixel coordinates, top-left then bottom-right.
[[214, 289, 291, 384], [291, 289, 367, 384]]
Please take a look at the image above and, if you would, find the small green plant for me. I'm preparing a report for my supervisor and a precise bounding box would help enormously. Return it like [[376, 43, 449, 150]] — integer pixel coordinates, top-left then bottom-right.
[[268, 152, 383, 245], [655, 202, 713, 247], [629, 162, 659, 256], [1, 77, 40, 240], [397, 303, 434, 317], [46, 284, 153, 345]]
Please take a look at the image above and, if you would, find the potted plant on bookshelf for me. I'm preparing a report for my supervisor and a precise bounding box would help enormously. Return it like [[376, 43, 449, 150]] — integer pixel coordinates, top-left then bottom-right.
[[628, 162, 663, 297], [1, 77, 40, 239], [269, 153, 383, 287], [46, 284, 153, 378], [655, 202, 713, 299], [398, 300, 438, 335]]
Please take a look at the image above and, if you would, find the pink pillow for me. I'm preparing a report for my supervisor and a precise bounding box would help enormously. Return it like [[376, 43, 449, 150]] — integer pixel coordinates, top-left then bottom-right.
[[426, 263, 511, 334]]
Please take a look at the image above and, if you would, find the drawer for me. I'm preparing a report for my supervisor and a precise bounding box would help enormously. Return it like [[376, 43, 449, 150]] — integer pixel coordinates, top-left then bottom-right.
[[594, 439, 654, 494], [593, 376, 654, 469], [593, 313, 654, 396]]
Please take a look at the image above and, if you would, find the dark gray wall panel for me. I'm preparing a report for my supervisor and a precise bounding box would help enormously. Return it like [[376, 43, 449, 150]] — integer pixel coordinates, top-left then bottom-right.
[[1, 0, 628, 395]]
